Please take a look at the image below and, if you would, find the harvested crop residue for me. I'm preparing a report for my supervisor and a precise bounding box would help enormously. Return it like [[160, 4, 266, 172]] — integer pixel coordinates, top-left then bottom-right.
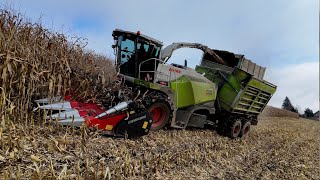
[[0, 117, 319, 179]]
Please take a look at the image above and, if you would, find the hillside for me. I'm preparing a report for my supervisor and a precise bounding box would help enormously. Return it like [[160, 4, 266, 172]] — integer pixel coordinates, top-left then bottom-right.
[[259, 105, 300, 118]]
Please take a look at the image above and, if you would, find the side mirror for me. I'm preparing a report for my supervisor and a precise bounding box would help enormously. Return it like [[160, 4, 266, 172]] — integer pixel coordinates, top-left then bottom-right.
[[112, 45, 116, 49], [184, 59, 188, 67]]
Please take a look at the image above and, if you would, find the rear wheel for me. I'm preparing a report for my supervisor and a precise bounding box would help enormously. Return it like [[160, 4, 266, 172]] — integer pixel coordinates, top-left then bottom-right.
[[227, 120, 242, 139], [239, 121, 251, 137], [217, 118, 242, 139], [148, 102, 170, 131]]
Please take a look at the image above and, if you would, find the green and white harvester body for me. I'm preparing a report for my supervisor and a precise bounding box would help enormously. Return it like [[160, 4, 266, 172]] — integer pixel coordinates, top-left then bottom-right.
[[112, 29, 276, 138]]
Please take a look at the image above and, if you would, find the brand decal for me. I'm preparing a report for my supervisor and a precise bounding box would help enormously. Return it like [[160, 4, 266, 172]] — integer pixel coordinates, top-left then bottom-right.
[[169, 67, 181, 74], [205, 89, 214, 96]]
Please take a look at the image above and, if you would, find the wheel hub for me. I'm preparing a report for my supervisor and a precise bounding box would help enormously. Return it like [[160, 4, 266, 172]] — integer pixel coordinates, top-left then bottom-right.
[[234, 124, 241, 134], [150, 106, 165, 127]]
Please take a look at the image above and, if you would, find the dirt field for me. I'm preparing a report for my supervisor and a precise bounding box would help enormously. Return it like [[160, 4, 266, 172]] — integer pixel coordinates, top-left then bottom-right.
[[1, 117, 319, 179]]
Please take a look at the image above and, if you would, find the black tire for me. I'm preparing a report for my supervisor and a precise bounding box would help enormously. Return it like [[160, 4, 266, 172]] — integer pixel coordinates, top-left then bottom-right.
[[239, 121, 251, 137], [147, 102, 170, 131], [217, 118, 242, 139], [226, 119, 242, 139]]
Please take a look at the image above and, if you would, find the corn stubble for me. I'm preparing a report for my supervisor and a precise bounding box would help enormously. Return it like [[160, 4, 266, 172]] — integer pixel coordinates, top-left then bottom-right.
[[0, 9, 320, 179], [0, 117, 319, 179]]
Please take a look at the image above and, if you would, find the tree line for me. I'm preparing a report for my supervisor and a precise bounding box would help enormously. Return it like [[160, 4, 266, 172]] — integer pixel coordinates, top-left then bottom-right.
[[282, 96, 316, 118]]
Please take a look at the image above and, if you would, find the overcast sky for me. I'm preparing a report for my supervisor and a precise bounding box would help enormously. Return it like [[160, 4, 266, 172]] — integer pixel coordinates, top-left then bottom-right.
[[2, 0, 319, 112]]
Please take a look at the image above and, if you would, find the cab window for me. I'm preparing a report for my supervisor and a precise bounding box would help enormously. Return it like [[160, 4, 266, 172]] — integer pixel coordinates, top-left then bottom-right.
[[120, 37, 135, 65]]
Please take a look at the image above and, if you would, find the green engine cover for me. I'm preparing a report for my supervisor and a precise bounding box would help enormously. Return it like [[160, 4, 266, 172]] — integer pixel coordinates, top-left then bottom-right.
[[170, 75, 217, 108]]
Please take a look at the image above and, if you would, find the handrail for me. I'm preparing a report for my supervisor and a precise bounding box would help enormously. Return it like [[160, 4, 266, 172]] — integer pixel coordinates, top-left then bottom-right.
[[138, 58, 167, 84], [138, 58, 177, 109]]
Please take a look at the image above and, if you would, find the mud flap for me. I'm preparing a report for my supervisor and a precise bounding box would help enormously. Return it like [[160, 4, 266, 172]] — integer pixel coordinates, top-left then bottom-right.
[[114, 110, 153, 138]]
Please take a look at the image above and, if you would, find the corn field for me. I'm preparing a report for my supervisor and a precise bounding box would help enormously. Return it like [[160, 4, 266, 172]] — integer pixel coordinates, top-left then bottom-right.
[[0, 9, 117, 122], [0, 9, 319, 179]]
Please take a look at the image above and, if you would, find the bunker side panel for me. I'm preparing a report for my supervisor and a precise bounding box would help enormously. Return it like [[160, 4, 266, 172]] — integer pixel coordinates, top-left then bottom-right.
[[247, 78, 276, 94], [238, 58, 266, 80], [218, 68, 276, 115], [232, 83, 274, 114], [217, 69, 245, 112], [201, 51, 266, 80], [200, 60, 233, 74], [195, 65, 232, 88], [170, 76, 217, 108]]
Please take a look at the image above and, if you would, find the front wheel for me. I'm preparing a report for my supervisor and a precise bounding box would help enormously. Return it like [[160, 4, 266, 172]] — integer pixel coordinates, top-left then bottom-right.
[[148, 102, 170, 131]]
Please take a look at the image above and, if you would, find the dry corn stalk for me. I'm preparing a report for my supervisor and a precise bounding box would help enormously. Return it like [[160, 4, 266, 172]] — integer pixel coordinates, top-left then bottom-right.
[[0, 9, 122, 123]]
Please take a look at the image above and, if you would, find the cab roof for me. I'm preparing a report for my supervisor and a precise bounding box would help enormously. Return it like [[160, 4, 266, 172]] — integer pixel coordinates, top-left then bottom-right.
[[113, 29, 163, 46]]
